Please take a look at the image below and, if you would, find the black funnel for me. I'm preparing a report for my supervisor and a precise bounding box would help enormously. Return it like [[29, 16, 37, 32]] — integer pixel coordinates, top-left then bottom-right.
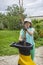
[[10, 41, 33, 55]]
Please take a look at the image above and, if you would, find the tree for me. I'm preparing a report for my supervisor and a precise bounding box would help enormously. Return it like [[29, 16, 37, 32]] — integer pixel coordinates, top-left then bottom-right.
[[6, 4, 26, 18], [5, 4, 26, 30]]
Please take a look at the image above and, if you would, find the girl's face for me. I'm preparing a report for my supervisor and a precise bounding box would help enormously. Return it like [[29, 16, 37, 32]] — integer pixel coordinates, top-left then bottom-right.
[[24, 22, 31, 28]]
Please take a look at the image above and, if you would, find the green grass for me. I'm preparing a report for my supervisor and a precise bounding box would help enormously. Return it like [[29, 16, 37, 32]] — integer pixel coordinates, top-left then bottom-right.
[[0, 30, 43, 56], [0, 30, 19, 56]]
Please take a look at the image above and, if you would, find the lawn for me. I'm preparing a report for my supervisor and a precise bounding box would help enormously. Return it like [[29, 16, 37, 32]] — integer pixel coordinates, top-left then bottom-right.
[[0, 30, 19, 56], [0, 30, 43, 56]]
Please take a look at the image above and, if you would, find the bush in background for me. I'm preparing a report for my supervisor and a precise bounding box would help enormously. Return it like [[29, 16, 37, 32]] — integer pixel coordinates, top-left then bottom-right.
[[32, 19, 43, 39]]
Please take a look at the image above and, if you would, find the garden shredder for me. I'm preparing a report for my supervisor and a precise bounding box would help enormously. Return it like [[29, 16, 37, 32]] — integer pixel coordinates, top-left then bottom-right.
[[10, 14, 36, 64], [10, 40, 36, 65]]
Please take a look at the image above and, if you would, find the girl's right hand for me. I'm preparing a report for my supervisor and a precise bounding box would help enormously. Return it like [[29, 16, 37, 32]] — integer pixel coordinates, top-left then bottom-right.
[[23, 27, 27, 31]]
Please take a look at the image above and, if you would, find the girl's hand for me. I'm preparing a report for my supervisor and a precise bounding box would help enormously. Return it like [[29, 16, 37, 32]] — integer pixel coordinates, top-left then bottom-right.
[[27, 29, 34, 35], [23, 27, 27, 31]]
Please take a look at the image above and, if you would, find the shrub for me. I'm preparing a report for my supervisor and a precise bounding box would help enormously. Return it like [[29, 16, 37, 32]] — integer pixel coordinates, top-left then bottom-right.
[[39, 30, 43, 38], [32, 19, 43, 38], [0, 23, 4, 30]]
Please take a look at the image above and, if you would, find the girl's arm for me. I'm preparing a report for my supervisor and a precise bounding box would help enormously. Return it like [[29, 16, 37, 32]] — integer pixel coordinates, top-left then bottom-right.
[[27, 28, 35, 35], [19, 29, 24, 41], [27, 30, 34, 35], [19, 35, 23, 41]]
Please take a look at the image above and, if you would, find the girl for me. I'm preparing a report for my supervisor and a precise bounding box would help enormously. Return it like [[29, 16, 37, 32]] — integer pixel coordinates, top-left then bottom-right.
[[19, 18, 35, 60]]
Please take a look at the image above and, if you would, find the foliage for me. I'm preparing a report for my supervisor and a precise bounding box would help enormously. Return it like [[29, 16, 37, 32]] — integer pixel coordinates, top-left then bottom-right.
[[6, 15, 22, 30], [35, 38, 43, 47], [32, 19, 43, 39], [0, 4, 26, 30]]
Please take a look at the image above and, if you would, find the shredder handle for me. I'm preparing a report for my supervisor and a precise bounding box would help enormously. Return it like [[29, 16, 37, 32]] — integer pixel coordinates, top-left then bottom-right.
[[10, 42, 16, 47]]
